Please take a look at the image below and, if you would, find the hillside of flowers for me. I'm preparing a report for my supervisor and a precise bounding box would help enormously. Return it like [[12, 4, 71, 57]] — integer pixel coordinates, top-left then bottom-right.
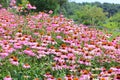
[[0, 8, 120, 80]]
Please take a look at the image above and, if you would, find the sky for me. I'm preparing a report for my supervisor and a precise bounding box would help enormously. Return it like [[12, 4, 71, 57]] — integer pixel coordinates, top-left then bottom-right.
[[69, 0, 120, 4]]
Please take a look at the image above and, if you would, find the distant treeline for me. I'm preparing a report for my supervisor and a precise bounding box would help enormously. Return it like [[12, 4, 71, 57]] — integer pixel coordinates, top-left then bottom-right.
[[62, 2, 120, 18], [60, 2, 120, 29]]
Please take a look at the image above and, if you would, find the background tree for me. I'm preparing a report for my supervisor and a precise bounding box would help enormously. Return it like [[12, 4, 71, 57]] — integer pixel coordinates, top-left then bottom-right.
[[61, 2, 81, 17], [103, 12, 120, 29], [72, 5, 107, 26]]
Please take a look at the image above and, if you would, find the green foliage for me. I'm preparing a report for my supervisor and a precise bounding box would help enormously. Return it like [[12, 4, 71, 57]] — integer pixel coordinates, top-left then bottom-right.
[[81, 2, 120, 17], [103, 22, 119, 29], [98, 3, 120, 17], [61, 2, 120, 29], [0, 52, 55, 79], [103, 12, 120, 29], [61, 2, 81, 17], [110, 12, 120, 21], [91, 56, 120, 70], [17, 0, 29, 8], [28, 0, 67, 13], [0, 0, 10, 8], [72, 5, 107, 26]]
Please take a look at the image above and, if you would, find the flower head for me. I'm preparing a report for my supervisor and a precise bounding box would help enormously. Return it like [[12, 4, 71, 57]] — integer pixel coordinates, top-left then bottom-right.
[[23, 63, 31, 69], [4, 75, 12, 80]]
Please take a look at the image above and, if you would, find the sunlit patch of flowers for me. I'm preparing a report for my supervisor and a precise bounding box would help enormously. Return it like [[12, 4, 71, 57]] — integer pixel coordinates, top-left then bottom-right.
[[0, 8, 120, 80]]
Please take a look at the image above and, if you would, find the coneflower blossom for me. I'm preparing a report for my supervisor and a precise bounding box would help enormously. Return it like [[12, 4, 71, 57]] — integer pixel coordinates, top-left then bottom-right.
[[3, 75, 12, 80], [23, 63, 31, 69], [9, 56, 19, 66]]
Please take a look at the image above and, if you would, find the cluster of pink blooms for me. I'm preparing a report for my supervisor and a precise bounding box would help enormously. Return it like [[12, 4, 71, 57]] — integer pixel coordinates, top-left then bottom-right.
[[9, 0, 36, 11], [0, 9, 120, 80], [26, 3, 36, 10], [9, 0, 17, 8], [43, 67, 120, 80]]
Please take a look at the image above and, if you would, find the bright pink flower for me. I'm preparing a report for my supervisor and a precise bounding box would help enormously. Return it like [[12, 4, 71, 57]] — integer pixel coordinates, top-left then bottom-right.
[[23, 48, 36, 56], [44, 72, 52, 78], [9, 56, 19, 66], [46, 27, 52, 31], [3, 76, 12, 80], [10, 60, 19, 66], [56, 36, 62, 39], [26, 3, 36, 10], [14, 43, 22, 49]]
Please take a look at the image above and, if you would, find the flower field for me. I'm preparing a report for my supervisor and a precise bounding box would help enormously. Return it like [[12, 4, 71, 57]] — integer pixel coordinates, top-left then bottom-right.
[[0, 8, 120, 80]]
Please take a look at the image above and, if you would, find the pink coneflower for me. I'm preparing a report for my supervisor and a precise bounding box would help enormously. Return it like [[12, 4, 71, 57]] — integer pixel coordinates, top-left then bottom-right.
[[26, 3, 36, 10], [3, 75, 12, 80], [23, 48, 36, 56], [56, 36, 62, 39], [10, 56, 19, 66], [9, 0, 16, 8], [13, 43, 22, 49], [44, 72, 52, 78], [79, 74, 90, 80], [5, 47, 15, 53], [49, 10, 53, 14], [64, 74, 73, 80], [0, 52, 9, 59], [46, 27, 52, 32], [23, 63, 31, 69], [114, 74, 120, 80], [0, 4, 2, 8], [47, 76, 56, 80]]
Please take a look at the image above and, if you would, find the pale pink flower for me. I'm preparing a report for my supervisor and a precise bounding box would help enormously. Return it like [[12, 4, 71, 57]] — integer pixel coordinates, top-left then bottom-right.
[[23, 63, 31, 69], [0, 4, 2, 8], [10, 0, 16, 7], [49, 10, 53, 14], [10, 60, 19, 66], [0, 52, 9, 58], [26, 3, 36, 10], [44, 72, 52, 78]]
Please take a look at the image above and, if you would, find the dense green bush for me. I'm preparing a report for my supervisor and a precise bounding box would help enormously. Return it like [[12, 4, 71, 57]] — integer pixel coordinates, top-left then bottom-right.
[[103, 12, 120, 29], [72, 5, 107, 26], [28, 0, 67, 13], [0, 0, 10, 8]]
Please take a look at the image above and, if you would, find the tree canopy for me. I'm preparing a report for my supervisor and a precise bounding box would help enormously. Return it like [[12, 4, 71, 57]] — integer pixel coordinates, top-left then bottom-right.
[[28, 0, 68, 13], [71, 5, 107, 26]]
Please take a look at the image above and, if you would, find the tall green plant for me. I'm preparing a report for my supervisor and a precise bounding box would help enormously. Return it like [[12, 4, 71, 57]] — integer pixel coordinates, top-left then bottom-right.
[[0, 0, 10, 8]]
